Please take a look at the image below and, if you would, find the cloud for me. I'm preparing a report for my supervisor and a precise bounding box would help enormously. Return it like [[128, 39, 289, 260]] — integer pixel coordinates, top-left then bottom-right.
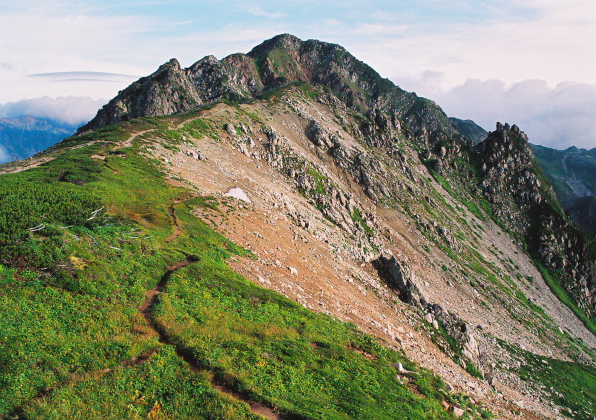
[[442, 80, 596, 150], [327, 0, 596, 90], [1, 1, 594, 105], [0, 0, 593, 151], [29, 71, 138, 83], [245, 5, 285, 19], [396, 74, 596, 150], [0, 3, 157, 102], [0, 96, 106, 127]]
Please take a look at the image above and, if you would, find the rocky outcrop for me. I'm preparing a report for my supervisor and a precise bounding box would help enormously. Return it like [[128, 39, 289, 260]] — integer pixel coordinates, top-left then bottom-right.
[[79, 59, 203, 132], [534, 210, 596, 316], [475, 122, 546, 233], [186, 53, 263, 103], [372, 255, 424, 305], [475, 123, 596, 317], [372, 255, 481, 371], [426, 304, 481, 370]]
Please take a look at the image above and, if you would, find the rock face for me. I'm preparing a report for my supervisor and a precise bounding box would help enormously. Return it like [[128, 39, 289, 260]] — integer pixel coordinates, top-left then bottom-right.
[[373, 255, 481, 371], [475, 123, 545, 233], [373, 255, 423, 305], [78, 59, 204, 131], [79, 34, 464, 150]]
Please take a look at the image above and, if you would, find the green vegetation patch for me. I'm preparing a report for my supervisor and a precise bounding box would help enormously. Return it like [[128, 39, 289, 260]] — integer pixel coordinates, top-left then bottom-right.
[[351, 208, 374, 237], [23, 346, 261, 420], [499, 340, 596, 419], [155, 260, 470, 419]]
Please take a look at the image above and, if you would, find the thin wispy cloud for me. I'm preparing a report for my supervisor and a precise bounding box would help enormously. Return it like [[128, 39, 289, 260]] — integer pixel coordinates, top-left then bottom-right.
[[29, 72, 139, 84], [30, 71, 138, 78], [246, 5, 285, 19]]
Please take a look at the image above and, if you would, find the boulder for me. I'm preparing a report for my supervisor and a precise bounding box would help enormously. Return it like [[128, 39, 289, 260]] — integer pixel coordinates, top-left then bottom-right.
[[372, 256, 424, 306]]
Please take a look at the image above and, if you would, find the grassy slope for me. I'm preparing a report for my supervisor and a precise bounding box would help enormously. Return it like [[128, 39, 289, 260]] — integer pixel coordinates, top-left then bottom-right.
[[0, 119, 492, 419]]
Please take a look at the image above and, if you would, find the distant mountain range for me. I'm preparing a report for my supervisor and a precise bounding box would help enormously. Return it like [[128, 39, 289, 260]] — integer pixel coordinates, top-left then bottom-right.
[[0, 116, 75, 163], [532, 145, 596, 235]]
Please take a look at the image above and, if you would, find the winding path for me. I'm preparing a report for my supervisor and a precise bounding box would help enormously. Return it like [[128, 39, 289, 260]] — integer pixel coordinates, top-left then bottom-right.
[[166, 205, 182, 243], [138, 203, 290, 420]]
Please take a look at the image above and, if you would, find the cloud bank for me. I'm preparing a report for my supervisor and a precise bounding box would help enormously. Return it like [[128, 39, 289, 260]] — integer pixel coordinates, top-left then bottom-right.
[[396, 75, 596, 150], [439, 80, 596, 150], [0, 96, 105, 127]]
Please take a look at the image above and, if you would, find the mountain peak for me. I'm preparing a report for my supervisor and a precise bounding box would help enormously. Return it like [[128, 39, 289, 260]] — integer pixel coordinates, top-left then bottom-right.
[[247, 33, 304, 57], [79, 34, 463, 146], [5, 34, 596, 420], [160, 58, 182, 70]]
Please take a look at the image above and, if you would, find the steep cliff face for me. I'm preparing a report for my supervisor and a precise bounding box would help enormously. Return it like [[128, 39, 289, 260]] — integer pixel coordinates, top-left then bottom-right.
[[78, 59, 203, 131], [475, 123, 548, 233]]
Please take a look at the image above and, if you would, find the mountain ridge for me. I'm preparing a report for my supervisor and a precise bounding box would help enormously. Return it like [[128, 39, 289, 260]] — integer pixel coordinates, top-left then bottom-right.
[[75, 31, 596, 348], [79, 34, 465, 148]]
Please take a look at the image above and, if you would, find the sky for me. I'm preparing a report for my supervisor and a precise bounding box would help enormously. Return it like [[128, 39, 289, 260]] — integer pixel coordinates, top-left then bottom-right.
[[0, 0, 595, 149]]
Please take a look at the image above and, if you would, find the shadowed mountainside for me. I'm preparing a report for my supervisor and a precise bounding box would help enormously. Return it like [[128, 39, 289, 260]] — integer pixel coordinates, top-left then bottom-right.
[[532, 144, 596, 235]]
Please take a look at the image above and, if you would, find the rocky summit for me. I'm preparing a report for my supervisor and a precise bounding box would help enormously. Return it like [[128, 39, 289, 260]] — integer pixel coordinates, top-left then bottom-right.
[[1, 34, 595, 419]]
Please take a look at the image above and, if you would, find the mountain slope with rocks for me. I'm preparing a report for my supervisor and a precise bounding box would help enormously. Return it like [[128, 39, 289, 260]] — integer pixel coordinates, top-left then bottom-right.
[[1, 35, 595, 420], [79, 34, 465, 148]]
